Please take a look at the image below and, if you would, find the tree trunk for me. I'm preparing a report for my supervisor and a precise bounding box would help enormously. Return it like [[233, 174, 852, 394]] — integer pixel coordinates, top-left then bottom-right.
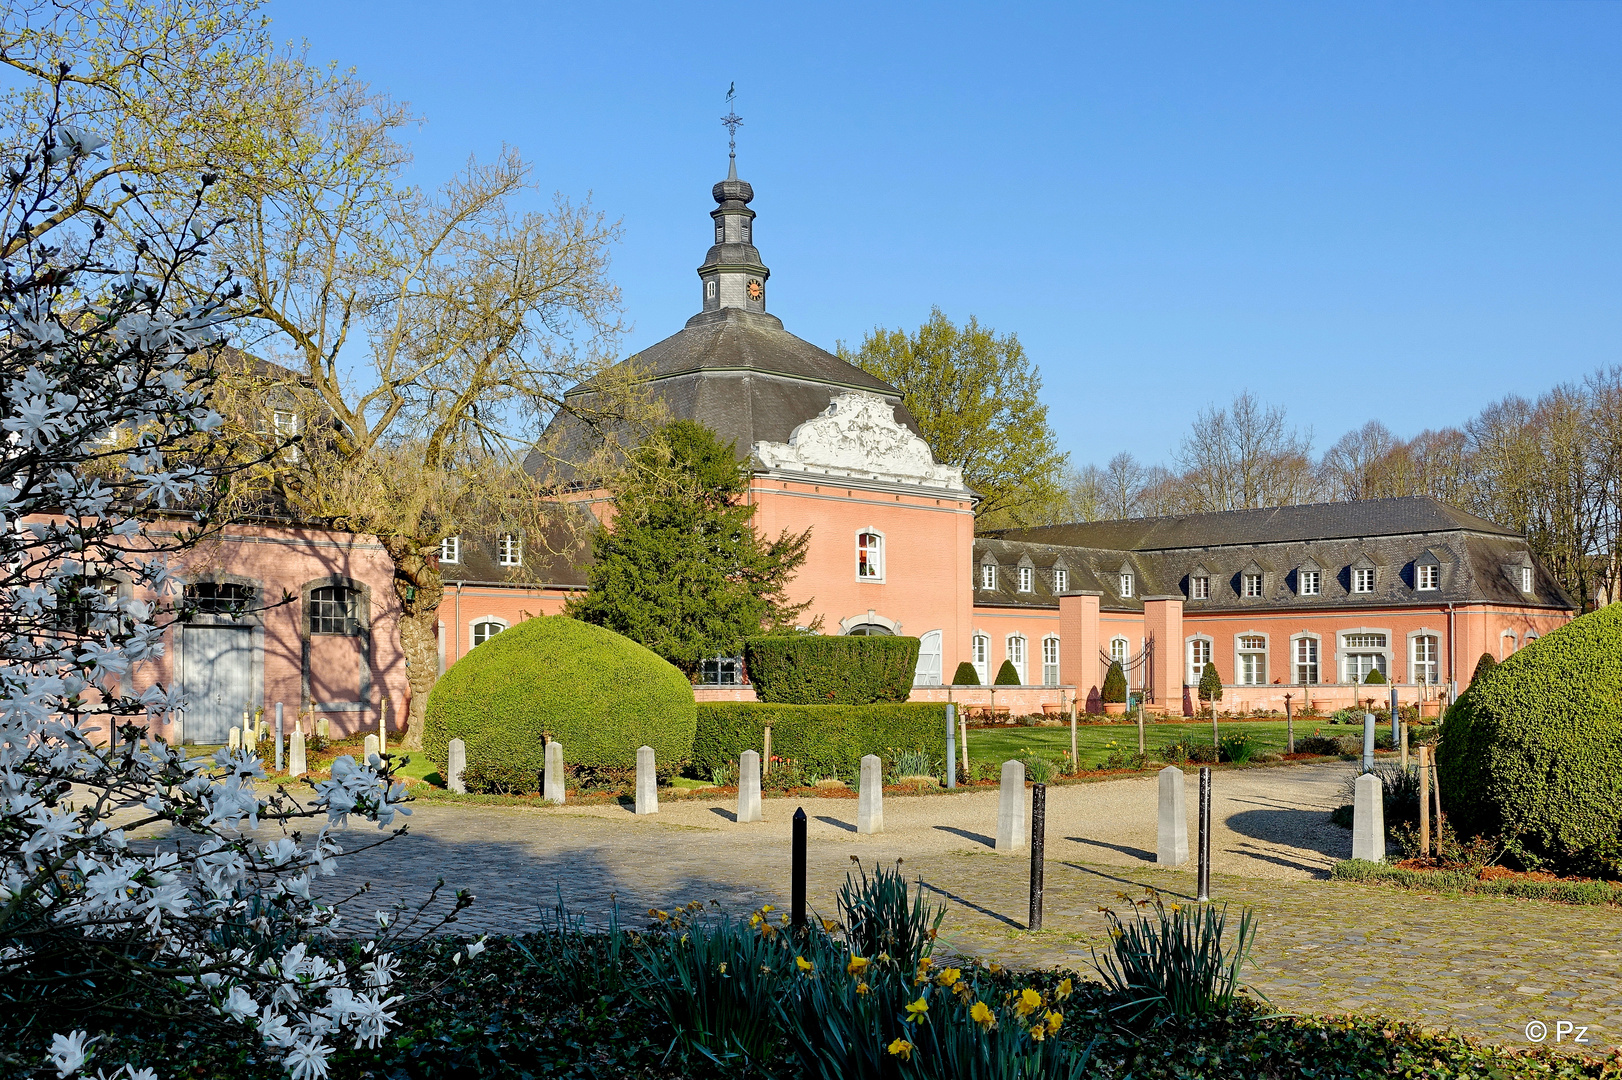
[[380, 537, 446, 751]]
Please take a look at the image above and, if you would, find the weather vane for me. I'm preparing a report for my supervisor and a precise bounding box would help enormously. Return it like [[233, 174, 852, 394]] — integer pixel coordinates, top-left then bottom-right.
[[721, 82, 743, 165]]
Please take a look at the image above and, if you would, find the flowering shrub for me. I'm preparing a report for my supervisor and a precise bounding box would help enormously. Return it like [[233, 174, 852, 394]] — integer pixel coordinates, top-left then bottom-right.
[[0, 103, 429, 1078]]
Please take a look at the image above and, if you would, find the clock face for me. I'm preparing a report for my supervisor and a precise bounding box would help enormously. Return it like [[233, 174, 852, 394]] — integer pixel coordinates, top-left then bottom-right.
[[747, 279, 763, 301]]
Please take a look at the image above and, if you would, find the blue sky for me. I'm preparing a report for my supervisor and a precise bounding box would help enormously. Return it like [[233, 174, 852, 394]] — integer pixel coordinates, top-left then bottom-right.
[[267, 0, 1621, 468]]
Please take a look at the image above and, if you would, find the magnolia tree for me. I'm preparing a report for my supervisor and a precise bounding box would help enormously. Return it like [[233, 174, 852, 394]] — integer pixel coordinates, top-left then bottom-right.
[[0, 102, 449, 1079]]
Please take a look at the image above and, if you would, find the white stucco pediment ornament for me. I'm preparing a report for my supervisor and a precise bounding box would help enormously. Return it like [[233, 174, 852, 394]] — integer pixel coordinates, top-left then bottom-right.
[[753, 391, 967, 490]]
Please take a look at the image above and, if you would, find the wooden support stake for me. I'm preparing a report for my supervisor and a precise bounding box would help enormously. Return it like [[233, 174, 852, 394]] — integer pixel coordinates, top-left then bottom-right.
[[763, 726, 772, 777], [960, 714, 970, 776], [1418, 744, 1431, 857]]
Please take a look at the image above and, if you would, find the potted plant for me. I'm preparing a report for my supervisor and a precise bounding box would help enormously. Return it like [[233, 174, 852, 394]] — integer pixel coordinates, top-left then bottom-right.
[[1101, 660, 1128, 716]]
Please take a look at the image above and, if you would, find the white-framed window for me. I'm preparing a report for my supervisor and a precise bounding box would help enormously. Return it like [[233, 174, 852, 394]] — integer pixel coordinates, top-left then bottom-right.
[[857, 531, 884, 580], [1342, 632, 1387, 682], [1190, 575, 1209, 600], [1188, 638, 1212, 684], [1299, 570, 1320, 596], [1110, 636, 1130, 671], [1041, 635, 1060, 686], [1119, 572, 1134, 597], [1007, 634, 1028, 683], [1237, 635, 1267, 685], [1411, 634, 1439, 684], [1521, 566, 1533, 592], [914, 629, 942, 686], [440, 536, 461, 564], [1053, 568, 1068, 594], [1018, 566, 1034, 592], [497, 534, 522, 567], [1417, 563, 1439, 591], [1352, 567, 1375, 593], [471, 617, 507, 647], [706, 279, 717, 300], [981, 564, 997, 590], [699, 655, 744, 685], [972, 633, 990, 683], [1294, 636, 1319, 685], [273, 409, 301, 461], [1242, 573, 1262, 598]]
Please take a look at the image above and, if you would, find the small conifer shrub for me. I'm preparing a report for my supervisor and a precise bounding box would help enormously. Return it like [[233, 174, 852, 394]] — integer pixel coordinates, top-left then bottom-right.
[[952, 661, 980, 686]]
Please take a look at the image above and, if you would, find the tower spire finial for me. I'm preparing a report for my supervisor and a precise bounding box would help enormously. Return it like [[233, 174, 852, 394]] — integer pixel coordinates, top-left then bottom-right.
[[721, 82, 742, 179]]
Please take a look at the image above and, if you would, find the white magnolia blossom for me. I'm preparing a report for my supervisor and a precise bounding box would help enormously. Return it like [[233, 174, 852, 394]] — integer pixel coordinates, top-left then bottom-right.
[[2, 115, 441, 1079]]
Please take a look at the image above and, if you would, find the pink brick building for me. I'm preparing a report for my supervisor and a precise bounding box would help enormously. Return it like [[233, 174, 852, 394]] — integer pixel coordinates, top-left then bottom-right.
[[120, 156, 1574, 740]]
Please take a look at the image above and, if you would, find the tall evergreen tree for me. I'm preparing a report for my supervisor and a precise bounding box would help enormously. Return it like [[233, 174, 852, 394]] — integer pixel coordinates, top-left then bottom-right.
[[568, 421, 814, 675]]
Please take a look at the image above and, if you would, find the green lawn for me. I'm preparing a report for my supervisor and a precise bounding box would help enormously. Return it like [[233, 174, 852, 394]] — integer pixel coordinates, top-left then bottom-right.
[[964, 718, 1361, 768]]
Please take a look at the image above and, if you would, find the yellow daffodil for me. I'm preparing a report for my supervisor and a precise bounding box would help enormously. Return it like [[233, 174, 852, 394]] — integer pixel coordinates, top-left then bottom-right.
[[1055, 977, 1073, 1000], [795, 956, 814, 973], [856, 981, 870, 995], [917, 958, 934, 973], [877, 952, 891, 963], [718, 963, 728, 975], [970, 1000, 997, 1030], [887, 1038, 913, 1060], [1015, 988, 1043, 1017], [749, 913, 762, 928], [847, 955, 870, 975], [820, 918, 839, 933], [1029, 1023, 1046, 1042], [762, 905, 774, 913], [1045, 1009, 1063, 1035], [988, 962, 1005, 976], [936, 967, 962, 987], [905, 996, 929, 1023]]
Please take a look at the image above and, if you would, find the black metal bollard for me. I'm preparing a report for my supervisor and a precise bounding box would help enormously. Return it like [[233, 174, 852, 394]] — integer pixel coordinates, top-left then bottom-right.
[[791, 806, 807, 930], [1028, 782, 1046, 930], [1197, 766, 1212, 902]]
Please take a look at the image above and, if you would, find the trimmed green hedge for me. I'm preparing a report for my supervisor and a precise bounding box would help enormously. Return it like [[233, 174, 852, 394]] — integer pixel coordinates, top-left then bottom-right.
[[952, 661, 979, 686], [742, 635, 919, 704], [1437, 604, 1622, 866], [993, 659, 1020, 686], [1332, 859, 1622, 906], [424, 615, 697, 780], [691, 701, 946, 779]]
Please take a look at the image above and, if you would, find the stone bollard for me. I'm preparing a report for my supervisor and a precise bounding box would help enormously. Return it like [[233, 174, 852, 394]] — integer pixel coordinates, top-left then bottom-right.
[[364, 733, 380, 762], [447, 737, 467, 794], [1362, 713, 1376, 772], [857, 754, 883, 834], [738, 749, 763, 823], [1352, 772, 1386, 862], [544, 741, 566, 804], [635, 745, 658, 815], [288, 729, 306, 778], [996, 759, 1027, 851], [1157, 765, 1188, 866], [228, 726, 241, 751]]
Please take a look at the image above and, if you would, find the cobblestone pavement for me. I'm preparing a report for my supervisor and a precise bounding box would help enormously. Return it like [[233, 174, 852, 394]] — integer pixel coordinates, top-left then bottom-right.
[[293, 765, 1620, 1053]]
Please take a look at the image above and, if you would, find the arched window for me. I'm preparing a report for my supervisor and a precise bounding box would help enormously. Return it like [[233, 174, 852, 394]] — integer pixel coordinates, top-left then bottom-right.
[[1500, 630, 1517, 658], [1006, 634, 1027, 683], [471, 618, 507, 647], [1041, 635, 1060, 686], [1110, 636, 1129, 665], [1188, 638, 1212, 684], [1237, 635, 1267, 686], [857, 531, 884, 580], [914, 629, 942, 686], [1411, 634, 1439, 684], [309, 586, 359, 636], [972, 633, 990, 683]]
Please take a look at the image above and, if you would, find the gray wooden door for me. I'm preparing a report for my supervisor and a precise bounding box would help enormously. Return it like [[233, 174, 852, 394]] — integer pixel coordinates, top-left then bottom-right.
[[181, 626, 254, 744]]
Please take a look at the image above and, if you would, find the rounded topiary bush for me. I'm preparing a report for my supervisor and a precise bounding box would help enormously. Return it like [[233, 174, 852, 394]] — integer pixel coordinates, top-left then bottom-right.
[[1101, 660, 1127, 704], [1437, 605, 1622, 868], [994, 659, 1021, 686], [952, 661, 980, 686], [424, 615, 697, 782]]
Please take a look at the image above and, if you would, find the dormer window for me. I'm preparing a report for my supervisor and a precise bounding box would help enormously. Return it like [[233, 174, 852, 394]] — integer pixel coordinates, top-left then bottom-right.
[[1242, 573, 1262, 598], [1417, 563, 1439, 591], [1053, 568, 1068, 594], [1190, 574, 1209, 600], [1299, 570, 1320, 596], [1119, 572, 1133, 598], [1352, 567, 1374, 593], [857, 531, 884, 580], [1018, 566, 1034, 593], [498, 534, 522, 568], [705, 279, 717, 300], [981, 563, 997, 590], [1521, 566, 1533, 593], [440, 536, 460, 565]]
